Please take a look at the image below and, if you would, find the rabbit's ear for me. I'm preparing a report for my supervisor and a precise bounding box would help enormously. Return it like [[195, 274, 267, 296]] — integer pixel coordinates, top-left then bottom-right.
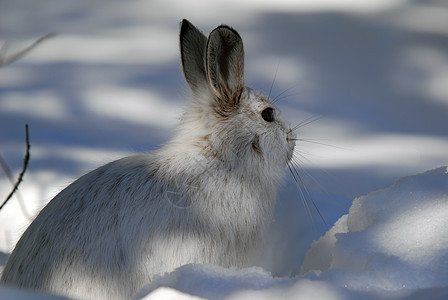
[[206, 25, 245, 111], [180, 19, 208, 94]]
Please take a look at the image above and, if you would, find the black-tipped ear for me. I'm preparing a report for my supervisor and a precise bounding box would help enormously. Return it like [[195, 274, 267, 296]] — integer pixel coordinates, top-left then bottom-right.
[[206, 25, 245, 106], [180, 19, 208, 94]]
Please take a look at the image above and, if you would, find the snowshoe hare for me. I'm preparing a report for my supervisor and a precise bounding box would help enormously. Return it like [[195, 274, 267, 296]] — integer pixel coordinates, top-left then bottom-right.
[[1, 20, 296, 300]]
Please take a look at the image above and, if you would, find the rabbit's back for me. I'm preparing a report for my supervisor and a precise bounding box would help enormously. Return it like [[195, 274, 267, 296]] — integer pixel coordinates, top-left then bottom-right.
[[1, 152, 273, 299], [1, 154, 159, 298]]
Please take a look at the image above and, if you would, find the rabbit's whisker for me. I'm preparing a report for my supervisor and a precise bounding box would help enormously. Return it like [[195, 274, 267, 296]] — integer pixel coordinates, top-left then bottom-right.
[[288, 161, 328, 230], [268, 61, 280, 100], [287, 114, 329, 229], [292, 138, 344, 150], [272, 84, 301, 104], [290, 116, 323, 133]]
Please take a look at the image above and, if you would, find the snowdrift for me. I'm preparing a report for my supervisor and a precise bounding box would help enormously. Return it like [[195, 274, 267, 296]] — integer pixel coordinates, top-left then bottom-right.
[[301, 166, 448, 292]]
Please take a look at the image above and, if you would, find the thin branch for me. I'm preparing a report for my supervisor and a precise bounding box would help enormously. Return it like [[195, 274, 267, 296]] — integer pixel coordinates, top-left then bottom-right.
[[0, 33, 56, 67], [0, 152, 33, 219], [0, 124, 31, 211]]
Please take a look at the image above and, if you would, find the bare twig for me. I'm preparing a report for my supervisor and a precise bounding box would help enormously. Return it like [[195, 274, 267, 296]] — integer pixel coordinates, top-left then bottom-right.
[[0, 33, 56, 67], [0, 124, 31, 211], [0, 152, 33, 219]]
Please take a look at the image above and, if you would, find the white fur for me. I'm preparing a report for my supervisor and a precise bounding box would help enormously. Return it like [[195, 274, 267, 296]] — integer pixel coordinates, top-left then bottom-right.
[[1, 20, 296, 300]]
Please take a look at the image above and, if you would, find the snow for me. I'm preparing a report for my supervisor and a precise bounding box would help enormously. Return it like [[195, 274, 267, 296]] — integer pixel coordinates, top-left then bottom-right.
[[300, 167, 448, 292], [136, 265, 350, 300], [0, 285, 69, 300], [1, 0, 448, 299]]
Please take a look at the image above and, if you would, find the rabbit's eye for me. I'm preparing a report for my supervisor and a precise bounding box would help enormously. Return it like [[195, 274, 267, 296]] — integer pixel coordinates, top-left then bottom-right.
[[261, 107, 274, 122]]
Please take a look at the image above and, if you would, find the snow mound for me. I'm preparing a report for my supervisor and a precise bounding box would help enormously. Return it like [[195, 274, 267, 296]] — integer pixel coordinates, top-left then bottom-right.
[[301, 166, 448, 291], [140, 287, 204, 300], [136, 264, 351, 300], [136, 264, 281, 299]]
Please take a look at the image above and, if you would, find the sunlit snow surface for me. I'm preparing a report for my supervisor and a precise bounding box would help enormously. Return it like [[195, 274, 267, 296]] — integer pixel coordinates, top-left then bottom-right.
[[1, 0, 448, 299], [301, 167, 448, 293]]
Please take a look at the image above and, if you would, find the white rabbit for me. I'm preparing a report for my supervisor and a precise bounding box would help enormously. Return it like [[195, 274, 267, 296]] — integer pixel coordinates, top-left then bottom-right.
[[1, 20, 296, 300]]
